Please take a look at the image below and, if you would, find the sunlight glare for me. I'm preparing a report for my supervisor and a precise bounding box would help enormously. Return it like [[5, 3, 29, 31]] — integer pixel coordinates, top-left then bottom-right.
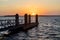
[[32, 12, 36, 15]]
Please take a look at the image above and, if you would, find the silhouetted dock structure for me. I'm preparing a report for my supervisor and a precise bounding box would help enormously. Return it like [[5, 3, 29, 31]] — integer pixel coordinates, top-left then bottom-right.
[[0, 14, 39, 36]]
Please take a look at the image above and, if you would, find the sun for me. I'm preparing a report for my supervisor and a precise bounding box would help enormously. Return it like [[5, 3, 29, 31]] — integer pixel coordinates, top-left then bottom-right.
[[29, 10, 37, 15], [28, 7, 38, 15], [32, 12, 36, 15]]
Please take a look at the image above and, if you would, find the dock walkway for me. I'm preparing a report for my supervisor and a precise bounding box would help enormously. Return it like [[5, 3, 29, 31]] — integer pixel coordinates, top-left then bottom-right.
[[0, 14, 39, 36]]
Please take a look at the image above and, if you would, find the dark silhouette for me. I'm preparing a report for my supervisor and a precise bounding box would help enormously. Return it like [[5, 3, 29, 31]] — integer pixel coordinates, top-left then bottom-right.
[[36, 14, 38, 23], [15, 14, 19, 26], [24, 14, 28, 24], [0, 14, 39, 37], [29, 14, 31, 23]]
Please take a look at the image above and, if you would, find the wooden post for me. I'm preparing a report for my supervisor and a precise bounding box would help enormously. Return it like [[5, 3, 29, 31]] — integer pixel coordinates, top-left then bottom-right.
[[29, 14, 31, 23], [15, 14, 19, 26], [35, 14, 38, 23], [35, 15, 38, 39], [24, 14, 28, 24]]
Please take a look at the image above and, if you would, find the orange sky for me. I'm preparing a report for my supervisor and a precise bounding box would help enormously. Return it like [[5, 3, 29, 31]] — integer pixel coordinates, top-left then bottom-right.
[[0, 0, 60, 16]]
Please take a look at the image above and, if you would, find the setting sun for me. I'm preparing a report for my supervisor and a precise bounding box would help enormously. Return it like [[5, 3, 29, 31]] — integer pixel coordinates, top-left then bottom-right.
[[28, 7, 38, 15], [31, 12, 36, 15]]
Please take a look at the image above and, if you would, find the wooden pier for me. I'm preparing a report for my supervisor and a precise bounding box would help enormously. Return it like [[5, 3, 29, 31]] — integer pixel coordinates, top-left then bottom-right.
[[0, 14, 39, 36]]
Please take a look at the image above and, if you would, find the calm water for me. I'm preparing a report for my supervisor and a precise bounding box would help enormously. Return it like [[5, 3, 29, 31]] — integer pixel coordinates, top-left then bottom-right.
[[0, 16, 60, 40]]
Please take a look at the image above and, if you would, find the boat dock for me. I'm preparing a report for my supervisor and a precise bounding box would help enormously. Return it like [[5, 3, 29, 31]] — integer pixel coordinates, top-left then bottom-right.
[[0, 14, 39, 36]]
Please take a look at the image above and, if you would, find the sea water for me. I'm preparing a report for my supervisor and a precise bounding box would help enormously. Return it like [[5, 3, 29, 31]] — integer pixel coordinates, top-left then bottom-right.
[[0, 16, 60, 40]]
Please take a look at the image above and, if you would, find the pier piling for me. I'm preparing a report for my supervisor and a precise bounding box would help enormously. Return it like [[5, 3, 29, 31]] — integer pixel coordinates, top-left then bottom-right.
[[29, 14, 31, 23], [35, 14, 38, 23], [24, 14, 28, 24], [15, 14, 19, 26], [0, 14, 39, 36]]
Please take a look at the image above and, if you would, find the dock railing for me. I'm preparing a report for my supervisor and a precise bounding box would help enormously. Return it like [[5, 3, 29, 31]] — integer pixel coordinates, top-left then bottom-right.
[[0, 13, 38, 27]]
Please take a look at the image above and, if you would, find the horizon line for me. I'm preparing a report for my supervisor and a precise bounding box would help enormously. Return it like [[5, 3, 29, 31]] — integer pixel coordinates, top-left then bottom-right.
[[1, 15, 60, 17]]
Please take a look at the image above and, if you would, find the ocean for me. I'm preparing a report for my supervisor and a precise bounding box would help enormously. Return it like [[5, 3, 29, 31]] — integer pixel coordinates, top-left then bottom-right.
[[0, 16, 60, 40]]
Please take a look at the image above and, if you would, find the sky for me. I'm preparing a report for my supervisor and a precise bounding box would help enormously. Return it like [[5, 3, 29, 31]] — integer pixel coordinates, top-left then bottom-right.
[[0, 0, 60, 16]]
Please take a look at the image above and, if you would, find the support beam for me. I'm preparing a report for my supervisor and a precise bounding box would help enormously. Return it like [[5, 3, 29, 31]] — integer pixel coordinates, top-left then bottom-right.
[[15, 14, 19, 26], [24, 14, 28, 24], [35, 14, 38, 23], [29, 14, 31, 23]]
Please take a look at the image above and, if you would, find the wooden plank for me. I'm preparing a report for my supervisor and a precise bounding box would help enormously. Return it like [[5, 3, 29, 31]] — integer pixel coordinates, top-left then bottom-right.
[[3, 23, 38, 36], [22, 23, 38, 31]]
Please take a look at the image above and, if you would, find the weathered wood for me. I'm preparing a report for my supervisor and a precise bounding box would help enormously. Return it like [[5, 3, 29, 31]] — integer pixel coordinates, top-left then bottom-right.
[[24, 14, 28, 24], [35, 14, 38, 23], [23, 23, 38, 31], [4, 23, 38, 36], [0, 14, 39, 37], [15, 14, 19, 26], [29, 14, 31, 23]]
